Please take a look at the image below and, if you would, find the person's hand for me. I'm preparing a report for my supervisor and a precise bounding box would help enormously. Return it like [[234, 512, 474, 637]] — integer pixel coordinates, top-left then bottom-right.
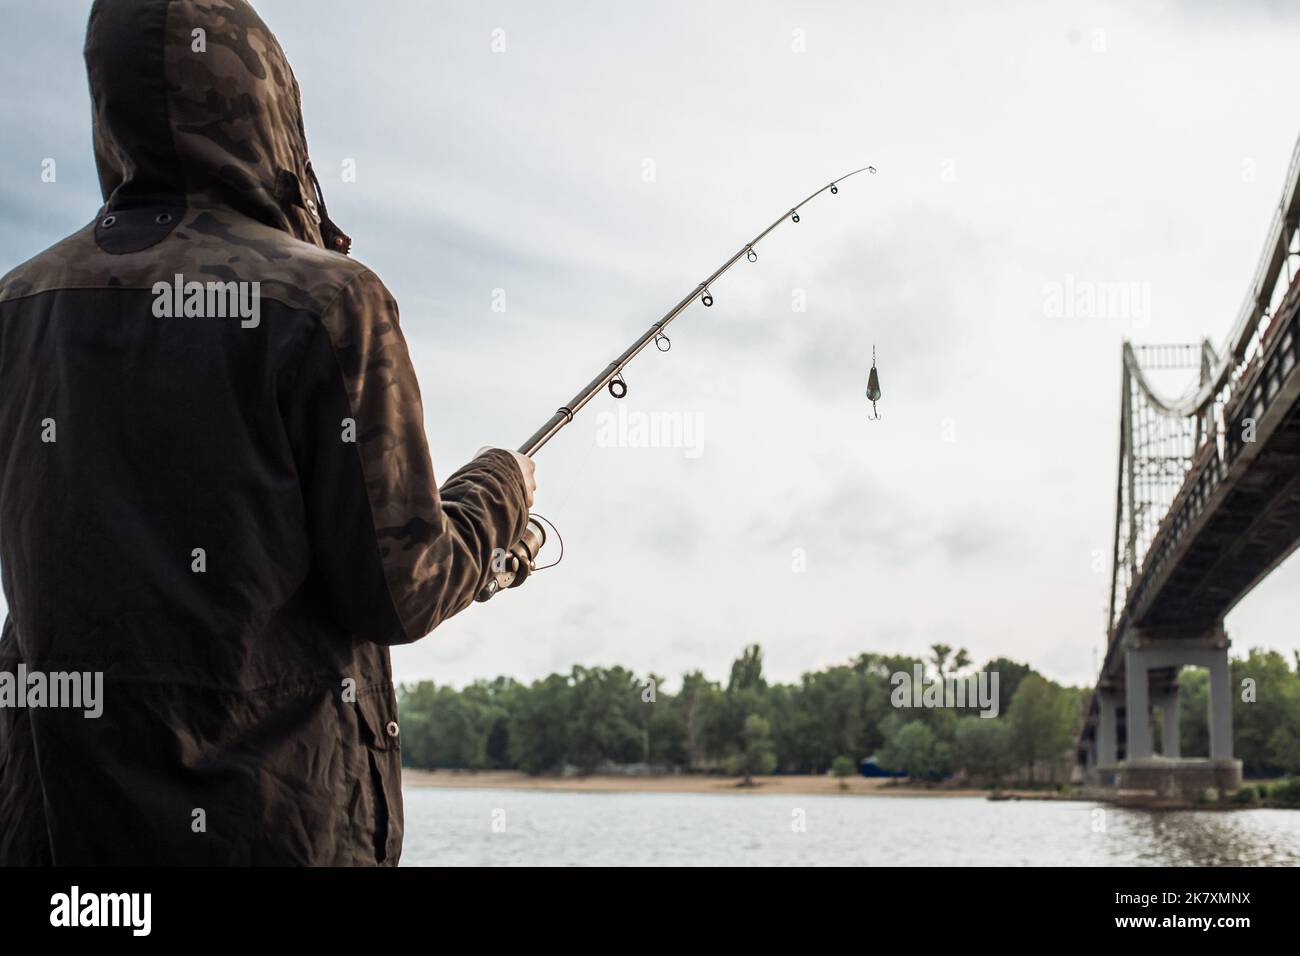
[[477, 447, 536, 508]]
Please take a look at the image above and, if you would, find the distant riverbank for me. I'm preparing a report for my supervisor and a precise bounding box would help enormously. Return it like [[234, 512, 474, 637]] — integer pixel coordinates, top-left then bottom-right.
[[401, 769, 1073, 800]]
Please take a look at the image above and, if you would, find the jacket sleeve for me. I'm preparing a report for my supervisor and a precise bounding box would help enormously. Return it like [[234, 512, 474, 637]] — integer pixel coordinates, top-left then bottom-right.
[[283, 267, 530, 644]]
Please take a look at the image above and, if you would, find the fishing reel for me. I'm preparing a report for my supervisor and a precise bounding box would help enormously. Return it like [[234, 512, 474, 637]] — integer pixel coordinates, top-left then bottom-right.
[[474, 515, 560, 602]]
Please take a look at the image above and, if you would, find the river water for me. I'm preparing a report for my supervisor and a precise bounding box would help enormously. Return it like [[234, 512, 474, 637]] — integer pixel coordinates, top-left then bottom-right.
[[398, 788, 1300, 866]]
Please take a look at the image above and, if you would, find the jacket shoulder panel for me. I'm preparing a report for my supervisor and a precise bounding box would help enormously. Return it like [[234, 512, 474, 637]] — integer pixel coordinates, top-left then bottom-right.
[[0, 207, 368, 316]]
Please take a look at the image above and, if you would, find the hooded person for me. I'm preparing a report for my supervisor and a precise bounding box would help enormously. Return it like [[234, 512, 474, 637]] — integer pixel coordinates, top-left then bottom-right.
[[0, 0, 535, 865]]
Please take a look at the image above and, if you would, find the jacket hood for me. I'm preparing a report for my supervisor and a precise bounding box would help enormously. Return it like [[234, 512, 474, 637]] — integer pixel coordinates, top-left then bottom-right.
[[84, 0, 350, 253]]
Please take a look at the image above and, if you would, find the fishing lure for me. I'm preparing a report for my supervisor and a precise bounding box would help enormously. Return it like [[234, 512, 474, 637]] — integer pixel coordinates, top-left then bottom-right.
[[866, 346, 882, 420]]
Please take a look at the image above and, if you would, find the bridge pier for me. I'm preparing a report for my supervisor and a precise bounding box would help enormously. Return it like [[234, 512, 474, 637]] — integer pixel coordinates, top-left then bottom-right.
[[1207, 649, 1233, 762], [1117, 630, 1241, 796], [1125, 648, 1153, 759], [1097, 687, 1119, 767]]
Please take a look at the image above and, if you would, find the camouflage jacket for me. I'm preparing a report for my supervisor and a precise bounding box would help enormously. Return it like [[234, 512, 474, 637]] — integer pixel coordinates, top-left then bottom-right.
[[0, 0, 529, 865]]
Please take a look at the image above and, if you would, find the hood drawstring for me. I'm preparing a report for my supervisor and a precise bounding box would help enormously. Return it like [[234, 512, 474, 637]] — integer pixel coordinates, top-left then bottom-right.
[[305, 161, 352, 256]]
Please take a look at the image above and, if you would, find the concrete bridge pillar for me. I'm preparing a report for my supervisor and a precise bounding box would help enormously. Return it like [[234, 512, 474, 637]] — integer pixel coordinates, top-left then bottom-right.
[[1208, 649, 1233, 761], [1124, 634, 1233, 762], [1097, 688, 1119, 767], [1113, 630, 1241, 796], [1125, 648, 1153, 760]]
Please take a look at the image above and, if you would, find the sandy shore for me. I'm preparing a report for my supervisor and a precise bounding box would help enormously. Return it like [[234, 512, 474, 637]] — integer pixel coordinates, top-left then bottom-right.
[[401, 769, 1052, 799]]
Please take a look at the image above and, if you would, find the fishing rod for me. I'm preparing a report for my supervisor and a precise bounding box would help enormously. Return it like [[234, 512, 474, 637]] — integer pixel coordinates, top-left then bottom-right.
[[476, 165, 879, 601]]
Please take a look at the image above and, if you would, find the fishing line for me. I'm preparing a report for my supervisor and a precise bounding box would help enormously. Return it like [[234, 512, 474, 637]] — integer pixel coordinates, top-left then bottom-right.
[[527, 513, 564, 571]]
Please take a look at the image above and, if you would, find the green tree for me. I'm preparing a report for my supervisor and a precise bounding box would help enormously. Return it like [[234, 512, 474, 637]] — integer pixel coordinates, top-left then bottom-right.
[[728, 713, 777, 786], [953, 717, 1012, 783], [983, 657, 1036, 719], [830, 754, 856, 789], [1178, 666, 1209, 757], [507, 673, 572, 774], [397, 681, 439, 769], [1232, 649, 1300, 775], [712, 645, 769, 765], [645, 672, 689, 767], [1008, 675, 1077, 783], [398, 644, 1096, 785], [779, 665, 873, 773], [729, 644, 767, 694], [878, 720, 941, 781], [565, 665, 644, 772], [675, 670, 722, 768], [1266, 725, 1300, 775], [930, 644, 953, 678]]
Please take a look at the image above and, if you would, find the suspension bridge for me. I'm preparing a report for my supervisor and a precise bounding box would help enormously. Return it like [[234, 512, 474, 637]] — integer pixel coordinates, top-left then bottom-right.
[[1079, 135, 1300, 795]]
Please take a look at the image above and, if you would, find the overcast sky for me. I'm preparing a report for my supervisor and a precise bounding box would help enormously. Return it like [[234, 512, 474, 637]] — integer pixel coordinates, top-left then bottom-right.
[[3, 0, 1299, 690]]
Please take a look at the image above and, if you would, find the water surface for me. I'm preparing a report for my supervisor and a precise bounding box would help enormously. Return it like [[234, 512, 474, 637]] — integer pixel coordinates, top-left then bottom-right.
[[399, 787, 1300, 866]]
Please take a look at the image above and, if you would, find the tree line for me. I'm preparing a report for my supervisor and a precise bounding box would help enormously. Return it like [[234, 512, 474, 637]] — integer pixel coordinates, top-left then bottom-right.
[[396, 644, 1300, 783]]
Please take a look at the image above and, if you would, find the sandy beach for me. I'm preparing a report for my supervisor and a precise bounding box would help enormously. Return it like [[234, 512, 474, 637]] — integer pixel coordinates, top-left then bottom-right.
[[400, 769, 1053, 799]]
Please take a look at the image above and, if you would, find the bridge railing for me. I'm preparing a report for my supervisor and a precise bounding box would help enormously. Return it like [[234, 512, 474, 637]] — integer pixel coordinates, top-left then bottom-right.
[[1188, 133, 1300, 449]]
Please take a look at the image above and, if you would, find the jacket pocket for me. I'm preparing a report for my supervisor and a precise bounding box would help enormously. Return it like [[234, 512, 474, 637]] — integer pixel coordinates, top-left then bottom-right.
[[354, 684, 402, 864]]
